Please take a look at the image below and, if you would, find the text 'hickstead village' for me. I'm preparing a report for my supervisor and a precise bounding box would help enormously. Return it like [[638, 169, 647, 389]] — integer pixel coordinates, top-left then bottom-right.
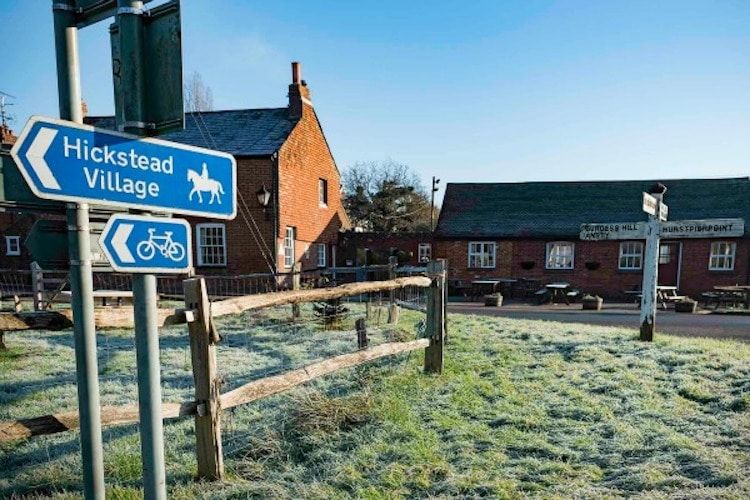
[[64, 136, 173, 200]]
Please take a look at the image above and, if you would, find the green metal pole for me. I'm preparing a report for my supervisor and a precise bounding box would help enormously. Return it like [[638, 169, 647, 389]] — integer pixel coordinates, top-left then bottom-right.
[[116, 1, 167, 498], [51, 1, 106, 499]]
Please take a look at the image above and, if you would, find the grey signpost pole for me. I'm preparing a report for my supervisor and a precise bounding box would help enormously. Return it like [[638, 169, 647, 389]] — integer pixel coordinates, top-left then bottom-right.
[[116, 1, 167, 498], [51, 2, 106, 498], [639, 189, 666, 342]]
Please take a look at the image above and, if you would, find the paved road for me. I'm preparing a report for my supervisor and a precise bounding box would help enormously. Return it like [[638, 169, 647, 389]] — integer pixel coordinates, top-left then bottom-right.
[[448, 302, 750, 341]]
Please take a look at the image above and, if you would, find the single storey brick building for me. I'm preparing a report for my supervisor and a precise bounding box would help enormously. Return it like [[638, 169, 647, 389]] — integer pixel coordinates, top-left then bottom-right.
[[87, 62, 349, 275], [434, 178, 750, 298], [337, 230, 434, 266]]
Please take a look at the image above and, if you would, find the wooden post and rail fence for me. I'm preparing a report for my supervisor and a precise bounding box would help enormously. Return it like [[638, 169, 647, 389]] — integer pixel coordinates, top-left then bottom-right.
[[0, 260, 447, 481]]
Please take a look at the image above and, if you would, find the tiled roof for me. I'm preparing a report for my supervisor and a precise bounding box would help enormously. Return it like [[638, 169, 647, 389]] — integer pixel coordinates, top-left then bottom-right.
[[86, 108, 295, 156], [435, 177, 750, 238]]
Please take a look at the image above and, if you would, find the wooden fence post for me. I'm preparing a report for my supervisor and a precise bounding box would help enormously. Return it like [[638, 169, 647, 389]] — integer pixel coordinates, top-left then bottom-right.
[[292, 263, 301, 320], [387, 256, 400, 324], [30, 262, 44, 312], [443, 260, 449, 342], [424, 259, 446, 374], [184, 277, 224, 480], [356, 318, 368, 349]]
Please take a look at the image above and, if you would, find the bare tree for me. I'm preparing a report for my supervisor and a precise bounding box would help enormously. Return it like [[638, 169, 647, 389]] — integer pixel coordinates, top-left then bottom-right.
[[342, 160, 432, 232], [184, 71, 214, 112]]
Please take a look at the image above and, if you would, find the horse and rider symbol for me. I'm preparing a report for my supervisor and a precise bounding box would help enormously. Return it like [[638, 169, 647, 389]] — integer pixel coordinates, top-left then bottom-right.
[[187, 163, 225, 204]]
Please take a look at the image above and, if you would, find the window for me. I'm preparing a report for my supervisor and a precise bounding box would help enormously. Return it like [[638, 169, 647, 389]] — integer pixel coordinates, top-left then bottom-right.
[[468, 242, 495, 268], [418, 243, 432, 263], [5, 236, 20, 256], [619, 241, 643, 270], [318, 178, 328, 206], [196, 224, 226, 266], [284, 226, 295, 268], [317, 243, 327, 268], [709, 241, 736, 271], [546, 242, 575, 269], [659, 244, 672, 264]]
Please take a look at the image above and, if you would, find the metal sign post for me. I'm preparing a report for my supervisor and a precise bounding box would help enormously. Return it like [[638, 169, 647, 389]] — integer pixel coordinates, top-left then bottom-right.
[[51, 1, 105, 498], [116, 1, 166, 497], [26, 1, 225, 496], [639, 187, 667, 341]]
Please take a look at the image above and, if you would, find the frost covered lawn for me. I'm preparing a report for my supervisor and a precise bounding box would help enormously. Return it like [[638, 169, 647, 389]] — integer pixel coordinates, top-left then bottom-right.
[[1, 308, 749, 498]]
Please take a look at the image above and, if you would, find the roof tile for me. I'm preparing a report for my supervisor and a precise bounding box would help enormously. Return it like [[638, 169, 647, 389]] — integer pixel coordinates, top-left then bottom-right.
[[86, 108, 295, 156]]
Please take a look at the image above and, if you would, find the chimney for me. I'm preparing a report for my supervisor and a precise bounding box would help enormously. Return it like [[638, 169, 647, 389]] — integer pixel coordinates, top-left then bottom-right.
[[0, 124, 16, 150], [81, 99, 89, 118], [288, 61, 310, 120]]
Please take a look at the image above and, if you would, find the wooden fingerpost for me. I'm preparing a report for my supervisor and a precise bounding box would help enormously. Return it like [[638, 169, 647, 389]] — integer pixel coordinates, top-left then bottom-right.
[[356, 318, 368, 349], [184, 277, 224, 481], [387, 256, 400, 324], [424, 259, 446, 374], [291, 263, 301, 320]]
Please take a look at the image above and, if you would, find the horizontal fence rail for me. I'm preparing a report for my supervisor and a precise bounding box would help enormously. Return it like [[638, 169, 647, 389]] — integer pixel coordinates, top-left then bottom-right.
[[0, 277, 432, 330]]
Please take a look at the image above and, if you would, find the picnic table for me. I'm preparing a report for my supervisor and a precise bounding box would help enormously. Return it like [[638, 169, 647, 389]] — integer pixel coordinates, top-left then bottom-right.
[[471, 279, 501, 300], [541, 282, 580, 305], [704, 285, 750, 309], [625, 286, 686, 310]]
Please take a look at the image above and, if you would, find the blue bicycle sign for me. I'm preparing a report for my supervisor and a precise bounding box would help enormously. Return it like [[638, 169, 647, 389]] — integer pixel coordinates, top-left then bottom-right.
[[100, 214, 192, 273]]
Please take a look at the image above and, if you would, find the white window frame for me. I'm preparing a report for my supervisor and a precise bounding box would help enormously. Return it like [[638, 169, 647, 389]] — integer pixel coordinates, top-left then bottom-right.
[[317, 243, 327, 268], [659, 244, 672, 264], [418, 243, 432, 263], [618, 241, 643, 270], [709, 241, 736, 271], [195, 223, 227, 267], [318, 178, 328, 207], [545, 241, 575, 270], [5, 235, 20, 256], [284, 226, 296, 269], [468, 241, 496, 269]]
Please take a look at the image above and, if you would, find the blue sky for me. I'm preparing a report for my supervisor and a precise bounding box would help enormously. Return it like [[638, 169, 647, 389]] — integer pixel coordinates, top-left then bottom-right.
[[2, 1, 749, 201]]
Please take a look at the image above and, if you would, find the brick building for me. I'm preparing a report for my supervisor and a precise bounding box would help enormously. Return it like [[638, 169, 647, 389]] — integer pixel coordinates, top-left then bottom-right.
[[86, 62, 349, 275], [338, 230, 434, 266], [434, 178, 750, 298], [0, 124, 36, 269]]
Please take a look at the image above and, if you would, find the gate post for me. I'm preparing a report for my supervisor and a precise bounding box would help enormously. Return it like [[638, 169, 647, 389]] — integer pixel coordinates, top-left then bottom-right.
[[424, 259, 446, 374], [184, 277, 224, 480], [292, 263, 302, 319], [387, 256, 399, 324], [31, 262, 44, 311]]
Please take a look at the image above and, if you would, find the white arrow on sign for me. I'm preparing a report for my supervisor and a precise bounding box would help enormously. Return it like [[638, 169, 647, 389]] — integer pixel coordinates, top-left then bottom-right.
[[111, 223, 135, 263], [27, 127, 61, 190]]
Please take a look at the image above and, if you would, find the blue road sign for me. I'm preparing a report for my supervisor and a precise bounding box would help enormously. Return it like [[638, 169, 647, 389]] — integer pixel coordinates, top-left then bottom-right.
[[99, 214, 193, 274], [10, 116, 236, 219]]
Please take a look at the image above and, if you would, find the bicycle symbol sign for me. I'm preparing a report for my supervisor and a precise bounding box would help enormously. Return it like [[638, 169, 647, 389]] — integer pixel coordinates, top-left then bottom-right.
[[99, 214, 192, 273], [136, 228, 187, 263]]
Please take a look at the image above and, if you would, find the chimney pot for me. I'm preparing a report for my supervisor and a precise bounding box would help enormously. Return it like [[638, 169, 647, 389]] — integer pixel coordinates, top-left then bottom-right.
[[291, 61, 301, 84]]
